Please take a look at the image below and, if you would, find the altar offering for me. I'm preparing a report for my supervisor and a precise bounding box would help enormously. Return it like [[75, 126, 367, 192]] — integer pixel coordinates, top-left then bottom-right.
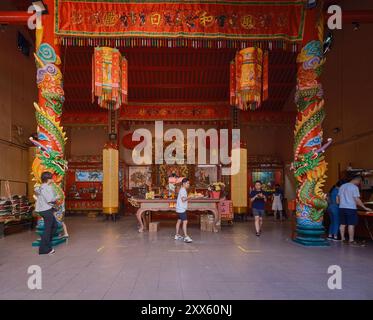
[[188, 191, 205, 199], [146, 191, 155, 199]]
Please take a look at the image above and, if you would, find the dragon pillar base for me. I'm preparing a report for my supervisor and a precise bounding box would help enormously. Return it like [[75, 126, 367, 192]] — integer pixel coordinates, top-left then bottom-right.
[[31, 219, 67, 247], [32, 237, 67, 247], [293, 225, 330, 247]]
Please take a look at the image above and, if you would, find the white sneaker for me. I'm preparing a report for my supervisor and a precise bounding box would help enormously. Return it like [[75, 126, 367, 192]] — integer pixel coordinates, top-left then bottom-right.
[[184, 236, 193, 243], [48, 249, 55, 255], [174, 234, 183, 240]]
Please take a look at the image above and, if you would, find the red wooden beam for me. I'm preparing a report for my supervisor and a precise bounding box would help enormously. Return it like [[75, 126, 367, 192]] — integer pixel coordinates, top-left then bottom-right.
[[65, 83, 228, 89], [341, 10, 373, 24], [65, 47, 235, 54], [65, 65, 229, 72], [65, 82, 294, 89], [0, 11, 33, 24], [325, 9, 373, 24], [64, 99, 228, 105], [65, 97, 286, 105]]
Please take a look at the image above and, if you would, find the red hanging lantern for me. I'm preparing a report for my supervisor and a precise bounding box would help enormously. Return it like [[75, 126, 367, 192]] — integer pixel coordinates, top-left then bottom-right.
[[230, 47, 269, 111], [92, 47, 128, 110]]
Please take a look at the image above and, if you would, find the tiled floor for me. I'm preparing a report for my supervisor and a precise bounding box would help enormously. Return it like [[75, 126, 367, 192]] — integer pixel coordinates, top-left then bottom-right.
[[0, 215, 373, 300]]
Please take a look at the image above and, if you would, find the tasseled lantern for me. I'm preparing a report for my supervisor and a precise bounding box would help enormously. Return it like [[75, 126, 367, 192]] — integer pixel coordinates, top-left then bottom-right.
[[92, 47, 128, 110], [230, 47, 268, 111]]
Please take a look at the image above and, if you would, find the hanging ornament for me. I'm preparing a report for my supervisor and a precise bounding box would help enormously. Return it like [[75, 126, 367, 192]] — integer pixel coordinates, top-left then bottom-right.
[[230, 47, 269, 111], [92, 47, 128, 110], [323, 30, 333, 56], [306, 0, 317, 9]]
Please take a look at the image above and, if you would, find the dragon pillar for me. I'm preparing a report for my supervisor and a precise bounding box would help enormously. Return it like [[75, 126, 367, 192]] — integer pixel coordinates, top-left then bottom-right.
[[293, 3, 331, 246], [31, 2, 67, 247]]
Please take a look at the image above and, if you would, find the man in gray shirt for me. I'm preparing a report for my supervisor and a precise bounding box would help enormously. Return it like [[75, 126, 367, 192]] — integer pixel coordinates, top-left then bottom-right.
[[337, 175, 370, 245], [35, 172, 59, 255]]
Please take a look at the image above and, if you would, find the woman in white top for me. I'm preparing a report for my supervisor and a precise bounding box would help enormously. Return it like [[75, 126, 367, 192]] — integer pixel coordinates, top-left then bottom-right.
[[272, 184, 284, 221]]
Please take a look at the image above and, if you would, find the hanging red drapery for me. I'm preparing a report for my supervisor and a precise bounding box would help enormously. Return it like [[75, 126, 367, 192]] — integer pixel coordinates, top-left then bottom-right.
[[92, 47, 128, 110], [230, 47, 269, 111], [55, 0, 305, 49]]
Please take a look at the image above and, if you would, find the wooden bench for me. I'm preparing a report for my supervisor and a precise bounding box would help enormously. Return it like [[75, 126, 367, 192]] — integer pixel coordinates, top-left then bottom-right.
[[0, 217, 33, 238]]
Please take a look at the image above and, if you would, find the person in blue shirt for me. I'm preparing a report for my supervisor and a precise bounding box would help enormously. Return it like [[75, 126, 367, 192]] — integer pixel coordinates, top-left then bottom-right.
[[327, 180, 345, 241], [250, 180, 267, 237]]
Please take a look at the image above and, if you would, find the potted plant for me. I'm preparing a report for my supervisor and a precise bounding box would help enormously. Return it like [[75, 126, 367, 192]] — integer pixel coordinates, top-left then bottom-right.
[[208, 182, 225, 199]]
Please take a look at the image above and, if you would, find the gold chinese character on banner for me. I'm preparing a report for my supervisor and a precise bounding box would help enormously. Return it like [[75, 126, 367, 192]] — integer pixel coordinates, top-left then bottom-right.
[[71, 12, 83, 25], [150, 13, 162, 25], [199, 11, 214, 27], [241, 15, 255, 29], [103, 12, 119, 26], [277, 15, 288, 28]]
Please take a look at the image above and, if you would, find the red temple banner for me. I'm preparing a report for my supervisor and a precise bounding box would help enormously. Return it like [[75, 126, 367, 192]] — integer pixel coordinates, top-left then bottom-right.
[[55, 0, 305, 44]]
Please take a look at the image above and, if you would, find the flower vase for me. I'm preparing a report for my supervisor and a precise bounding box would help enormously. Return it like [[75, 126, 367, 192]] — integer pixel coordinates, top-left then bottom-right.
[[210, 191, 221, 199]]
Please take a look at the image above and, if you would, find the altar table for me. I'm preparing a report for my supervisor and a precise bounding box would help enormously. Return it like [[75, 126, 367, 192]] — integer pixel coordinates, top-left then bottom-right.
[[134, 198, 220, 232], [358, 211, 373, 241]]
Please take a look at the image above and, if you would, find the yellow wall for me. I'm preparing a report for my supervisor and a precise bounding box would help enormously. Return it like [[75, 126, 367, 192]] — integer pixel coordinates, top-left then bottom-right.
[[0, 25, 37, 197]]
